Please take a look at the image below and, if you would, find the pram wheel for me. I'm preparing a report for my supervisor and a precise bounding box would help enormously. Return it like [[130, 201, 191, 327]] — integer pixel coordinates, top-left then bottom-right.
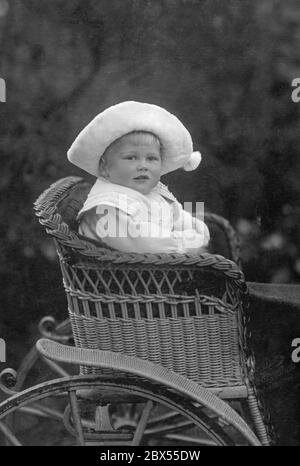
[[0, 374, 241, 446]]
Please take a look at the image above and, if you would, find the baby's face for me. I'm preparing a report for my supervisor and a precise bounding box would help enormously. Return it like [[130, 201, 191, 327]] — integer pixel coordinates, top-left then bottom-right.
[[100, 135, 162, 195]]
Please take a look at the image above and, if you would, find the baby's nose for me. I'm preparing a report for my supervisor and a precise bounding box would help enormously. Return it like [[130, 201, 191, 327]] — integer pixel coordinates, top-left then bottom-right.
[[137, 161, 148, 170]]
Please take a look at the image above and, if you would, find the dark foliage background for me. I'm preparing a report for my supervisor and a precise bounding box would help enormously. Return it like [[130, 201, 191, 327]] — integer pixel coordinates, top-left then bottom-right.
[[0, 0, 300, 444]]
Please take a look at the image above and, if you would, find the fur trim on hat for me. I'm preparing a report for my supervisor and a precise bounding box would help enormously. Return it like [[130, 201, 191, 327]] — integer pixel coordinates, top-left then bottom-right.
[[67, 101, 201, 177]]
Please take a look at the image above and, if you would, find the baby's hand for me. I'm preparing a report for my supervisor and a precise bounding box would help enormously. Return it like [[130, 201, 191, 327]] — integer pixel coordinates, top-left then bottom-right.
[[197, 246, 209, 253], [189, 245, 210, 254]]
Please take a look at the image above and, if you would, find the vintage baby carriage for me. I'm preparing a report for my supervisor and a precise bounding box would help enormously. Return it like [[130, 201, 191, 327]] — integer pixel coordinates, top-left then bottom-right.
[[0, 176, 272, 446]]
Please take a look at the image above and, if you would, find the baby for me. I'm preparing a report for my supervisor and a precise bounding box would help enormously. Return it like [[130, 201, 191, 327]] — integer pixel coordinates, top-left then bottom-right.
[[67, 101, 210, 254]]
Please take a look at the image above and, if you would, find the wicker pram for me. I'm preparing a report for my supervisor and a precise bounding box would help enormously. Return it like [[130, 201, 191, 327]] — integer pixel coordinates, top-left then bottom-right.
[[31, 175, 270, 445]]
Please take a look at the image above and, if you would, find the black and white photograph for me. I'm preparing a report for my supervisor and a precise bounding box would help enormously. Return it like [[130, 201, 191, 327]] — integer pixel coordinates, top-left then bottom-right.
[[0, 0, 300, 449]]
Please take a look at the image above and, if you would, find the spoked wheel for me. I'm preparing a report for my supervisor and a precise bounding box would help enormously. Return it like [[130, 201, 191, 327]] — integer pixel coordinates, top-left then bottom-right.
[[0, 375, 237, 446], [0, 318, 73, 445]]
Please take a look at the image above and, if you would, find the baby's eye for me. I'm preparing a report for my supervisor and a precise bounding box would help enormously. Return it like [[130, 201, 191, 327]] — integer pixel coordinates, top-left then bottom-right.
[[126, 155, 137, 160], [148, 156, 160, 161]]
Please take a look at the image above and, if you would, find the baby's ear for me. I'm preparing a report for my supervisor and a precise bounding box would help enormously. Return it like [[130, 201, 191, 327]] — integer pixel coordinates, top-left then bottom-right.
[[99, 157, 109, 177]]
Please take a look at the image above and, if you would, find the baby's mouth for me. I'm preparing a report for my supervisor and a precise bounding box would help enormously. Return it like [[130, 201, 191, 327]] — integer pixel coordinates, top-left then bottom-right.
[[134, 175, 150, 180]]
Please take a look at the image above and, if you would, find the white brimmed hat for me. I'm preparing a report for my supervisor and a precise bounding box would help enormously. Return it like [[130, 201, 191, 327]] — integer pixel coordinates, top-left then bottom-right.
[[67, 101, 201, 176]]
